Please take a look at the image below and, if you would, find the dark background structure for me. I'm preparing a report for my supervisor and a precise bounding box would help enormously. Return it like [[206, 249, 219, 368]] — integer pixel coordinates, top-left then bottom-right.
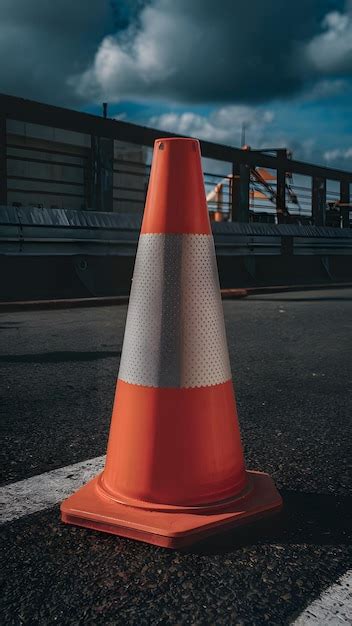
[[0, 94, 351, 301]]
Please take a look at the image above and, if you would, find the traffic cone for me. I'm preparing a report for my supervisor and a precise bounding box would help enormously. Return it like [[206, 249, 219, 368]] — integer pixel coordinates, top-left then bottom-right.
[[61, 138, 282, 548]]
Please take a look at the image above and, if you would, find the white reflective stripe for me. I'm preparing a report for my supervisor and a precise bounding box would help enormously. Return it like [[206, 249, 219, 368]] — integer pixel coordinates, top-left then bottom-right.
[[118, 233, 232, 388]]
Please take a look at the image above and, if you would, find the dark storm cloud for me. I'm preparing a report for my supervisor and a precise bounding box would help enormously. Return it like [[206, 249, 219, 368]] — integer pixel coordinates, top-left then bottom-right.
[[0, 0, 351, 107], [75, 0, 350, 105], [0, 0, 113, 105]]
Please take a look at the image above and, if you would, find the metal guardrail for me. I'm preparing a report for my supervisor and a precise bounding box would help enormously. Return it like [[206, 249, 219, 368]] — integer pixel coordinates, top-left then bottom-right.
[[0, 94, 351, 227], [1, 206, 351, 258]]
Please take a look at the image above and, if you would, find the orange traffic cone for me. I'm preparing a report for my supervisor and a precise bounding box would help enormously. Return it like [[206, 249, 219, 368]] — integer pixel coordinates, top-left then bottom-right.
[[61, 138, 282, 548]]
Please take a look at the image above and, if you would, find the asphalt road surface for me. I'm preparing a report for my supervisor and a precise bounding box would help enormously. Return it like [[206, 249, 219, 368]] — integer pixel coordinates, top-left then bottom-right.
[[1, 288, 351, 624]]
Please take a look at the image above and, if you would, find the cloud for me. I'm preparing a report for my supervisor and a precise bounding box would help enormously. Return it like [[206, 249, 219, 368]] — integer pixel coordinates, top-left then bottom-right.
[[147, 107, 340, 168], [74, 0, 345, 105], [304, 79, 348, 100], [0, 0, 112, 105], [1, 0, 350, 111], [323, 146, 352, 163], [148, 105, 275, 147], [306, 8, 352, 75]]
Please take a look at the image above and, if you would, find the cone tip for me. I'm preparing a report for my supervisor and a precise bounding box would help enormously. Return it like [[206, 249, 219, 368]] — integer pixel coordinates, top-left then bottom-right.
[[155, 137, 199, 144], [142, 136, 209, 234], [154, 137, 200, 152]]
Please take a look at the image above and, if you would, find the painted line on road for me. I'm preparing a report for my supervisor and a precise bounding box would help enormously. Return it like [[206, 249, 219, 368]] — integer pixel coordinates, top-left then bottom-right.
[[1, 459, 352, 625], [293, 570, 352, 625], [0, 455, 105, 524]]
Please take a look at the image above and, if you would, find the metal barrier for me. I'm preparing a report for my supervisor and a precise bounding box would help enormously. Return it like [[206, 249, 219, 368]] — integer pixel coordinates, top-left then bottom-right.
[[1, 206, 352, 257], [1, 205, 351, 300], [0, 94, 351, 227]]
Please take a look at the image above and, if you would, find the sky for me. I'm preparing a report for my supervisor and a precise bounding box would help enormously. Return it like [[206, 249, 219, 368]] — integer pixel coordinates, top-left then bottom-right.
[[0, 0, 351, 171]]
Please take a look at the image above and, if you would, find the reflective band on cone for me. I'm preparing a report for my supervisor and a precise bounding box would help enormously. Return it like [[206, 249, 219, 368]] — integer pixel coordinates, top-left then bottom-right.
[[61, 138, 282, 548], [118, 234, 231, 389]]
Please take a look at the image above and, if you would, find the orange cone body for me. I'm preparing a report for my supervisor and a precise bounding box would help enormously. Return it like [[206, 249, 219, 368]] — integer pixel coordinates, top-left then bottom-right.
[[61, 138, 282, 548]]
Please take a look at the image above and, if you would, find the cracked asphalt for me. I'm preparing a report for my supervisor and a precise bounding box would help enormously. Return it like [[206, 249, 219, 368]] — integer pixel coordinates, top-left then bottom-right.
[[1, 288, 351, 624]]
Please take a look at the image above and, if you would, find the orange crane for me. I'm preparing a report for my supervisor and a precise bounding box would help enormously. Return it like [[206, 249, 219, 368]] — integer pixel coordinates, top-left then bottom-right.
[[206, 164, 301, 222]]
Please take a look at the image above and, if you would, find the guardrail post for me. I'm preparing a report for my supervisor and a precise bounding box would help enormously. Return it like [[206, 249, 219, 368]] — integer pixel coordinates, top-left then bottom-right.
[[89, 136, 114, 211], [231, 163, 250, 222], [340, 181, 350, 228], [281, 235, 293, 256], [0, 116, 7, 205], [276, 168, 286, 224], [231, 163, 239, 221], [312, 177, 326, 226]]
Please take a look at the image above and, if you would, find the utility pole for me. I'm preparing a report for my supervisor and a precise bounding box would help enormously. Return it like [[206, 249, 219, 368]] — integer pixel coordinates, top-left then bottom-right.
[[241, 122, 246, 148]]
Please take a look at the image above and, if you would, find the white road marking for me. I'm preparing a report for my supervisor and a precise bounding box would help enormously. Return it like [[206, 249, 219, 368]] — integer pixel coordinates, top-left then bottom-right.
[[0, 455, 105, 524], [1, 459, 351, 626], [293, 570, 352, 625]]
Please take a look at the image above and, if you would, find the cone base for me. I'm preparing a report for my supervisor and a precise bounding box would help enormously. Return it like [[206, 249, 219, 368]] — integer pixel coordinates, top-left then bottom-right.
[[61, 471, 282, 549]]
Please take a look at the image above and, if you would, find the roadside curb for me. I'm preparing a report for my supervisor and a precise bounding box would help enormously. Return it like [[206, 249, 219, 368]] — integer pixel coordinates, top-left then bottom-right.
[[0, 290, 247, 312], [245, 282, 352, 296], [221, 289, 248, 299], [0, 295, 130, 312], [1, 283, 352, 312]]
